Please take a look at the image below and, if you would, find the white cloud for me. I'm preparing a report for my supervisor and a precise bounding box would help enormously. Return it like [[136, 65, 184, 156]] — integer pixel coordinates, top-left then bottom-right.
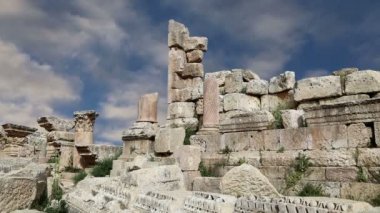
[[0, 39, 80, 127]]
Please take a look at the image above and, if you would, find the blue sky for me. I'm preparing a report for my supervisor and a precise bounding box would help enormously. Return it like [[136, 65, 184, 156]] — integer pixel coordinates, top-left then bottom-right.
[[0, 0, 379, 145]]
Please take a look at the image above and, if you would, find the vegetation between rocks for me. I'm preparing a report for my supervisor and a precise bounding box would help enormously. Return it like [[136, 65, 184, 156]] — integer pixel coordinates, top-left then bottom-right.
[[285, 153, 312, 189], [297, 183, 325, 197], [91, 152, 121, 177], [73, 170, 87, 185], [184, 128, 197, 145]]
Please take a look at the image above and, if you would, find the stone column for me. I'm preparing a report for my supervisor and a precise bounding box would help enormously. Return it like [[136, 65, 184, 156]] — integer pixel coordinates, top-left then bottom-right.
[[73, 110, 98, 146], [202, 77, 219, 130], [137, 93, 158, 123]]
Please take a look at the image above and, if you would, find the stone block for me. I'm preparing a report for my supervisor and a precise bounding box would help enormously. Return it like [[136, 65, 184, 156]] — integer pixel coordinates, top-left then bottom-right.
[[240, 69, 260, 81], [195, 97, 223, 115], [225, 71, 244, 93], [260, 90, 296, 112], [297, 100, 319, 110], [348, 123, 371, 148], [123, 139, 153, 157], [175, 145, 201, 171], [183, 171, 201, 190], [168, 19, 189, 48], [248, 131, 265, 151], [220, 132, 251, 151], [308, 125, 347, 150], [168, 102, 195, 119], [168, 48, 186, 74], [223, 93, 260, 112], [122, 122, 158, 141], [169, 118, 198, 129], [205, 70, 231, 87], [193, 177, 221, 193], [319, 94, 370, 106], [37, 116, 75, 132], [280, 110, 304, 129], [269, 71, 295, 93], [294, 76, 342, 101], [184, 36, 208, 52], [375, 122, 380, 147], [47, 131, 75, 142], [246, 79, 268, 95], [279, 128, 309, 150], [154, 127, 185, 153], [259, 166, 287, 179], [304, 167, 326, 181], [262, 129, 281, 151], [341, 182, 380, 202], [186, 49, 204, 63], [261, 151, 301, 166], [220, 110, 274, 133], [325, 167, 358, 182], [305, 149, 356, 167], [345, 70, 380, 94], [227, 151, 261, 167], [179, 63, 204, 78], [171, 80, 203, 102], [358, 148, 380, 167], [190, 132, 220, 153]]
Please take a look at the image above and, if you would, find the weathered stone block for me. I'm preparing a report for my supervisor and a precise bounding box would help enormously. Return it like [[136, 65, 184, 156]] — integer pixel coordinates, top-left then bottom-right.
[[223, 93, 260, 112], [123, 139, 153, 157], [47, 131, 74, 142], [175, 145, 201, 171], [225, 71, 244, 93], [319, 94, 370, 106], [269, 71, 295, 93], [180, 63, 204, 78], [297, 100, 319, 110], [332, 67, 358, 76], [168, 19, 189, 48], [195, 97, 223, 115], [193, 177, 221, 193], [341, 182, 380, 202], [259, 166, 287, 179], [248, 131, 265, 151], [345, 70, 380, 94], [348, 123, 371, 148], [154, 127, 185, 153], [240, 69, 260, 81], [325, 167, 358, 182], [227, 151, 261, 167], [261, 151, 301, 166], [262, 129, 281, 151], [168, 102, 195, 119], [358, 148, 380, 167], [260, 90, 296, 112], [205, 70, 231, 87], [305, 149, 356, 167], [375, 122, 380, 147], [308, 125, 347, 150], [168, 48, 186, 74], [279, 128, 309, 150], [281, 110, 304, 129], [220, 111, 274, 133], [220, 132, 251, 151], [190, 132, 220, 153], [186, 49, 204, 63], [220, 164, 281, 197], [169, 118, 198, 129], [246, 79, 268, 95], [304, 167, 326, 181], [183, 171, 201, 190], [294, 76, 342, 101], [184, 36, 208, 52]]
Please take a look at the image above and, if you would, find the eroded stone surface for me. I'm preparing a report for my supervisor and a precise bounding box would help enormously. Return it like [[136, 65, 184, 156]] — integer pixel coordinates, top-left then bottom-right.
[[246, 79, 268, 95], [223, 93, 260, 112], [37, 116, 75, 132], [345, 70, 380, 94], [269, 71, 295, 93], [294, 76, 342, 101], [281, 110, 304, 129]]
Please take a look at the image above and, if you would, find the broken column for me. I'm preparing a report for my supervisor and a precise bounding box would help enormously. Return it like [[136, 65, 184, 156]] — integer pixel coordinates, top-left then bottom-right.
[[121, 93, 159, 160], [73, 110, 98, 169], [190, 77, 221, 153], [0, 123, 37, 157], [167, 20, 208, 130]]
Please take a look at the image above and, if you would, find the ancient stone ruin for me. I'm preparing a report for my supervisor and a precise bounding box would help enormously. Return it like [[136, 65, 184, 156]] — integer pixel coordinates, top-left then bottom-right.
[[2, 19, 380, 212]]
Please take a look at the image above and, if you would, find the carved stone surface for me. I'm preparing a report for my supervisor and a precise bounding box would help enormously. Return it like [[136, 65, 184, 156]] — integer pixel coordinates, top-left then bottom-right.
[[183, 191, 237, 213], [220, 164, 281, 198], [203, 77, 219, 129], [2, 123, 37, 138], [74, 110, 98, 146], [37, 116, 75, 132], [220, 111, 274, 133], [137, 93, 158, 123]]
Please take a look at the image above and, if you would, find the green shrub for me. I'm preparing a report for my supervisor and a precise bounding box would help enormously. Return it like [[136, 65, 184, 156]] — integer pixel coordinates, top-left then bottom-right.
[[237, 158, 246, 166], [277, 146, 285, 153], [184, 128, 197, 145], [48, 155, 59, 164], [31, 189, 49, 210], [51, 178, 63, 201], [294, 153, 312, 173], [198, 161, 218, 177], [45, 200, 68, 213], [73, 171, 87, 185], [221, 145, 232, 155], [272, 106, 284, 129], [91, 158, 114, 177], [285, 171, 303, 189], [357, 167, 368, 182], [298, 183, 325, 197], [63, 166, 82, 173], [371, 193, 380, 206]]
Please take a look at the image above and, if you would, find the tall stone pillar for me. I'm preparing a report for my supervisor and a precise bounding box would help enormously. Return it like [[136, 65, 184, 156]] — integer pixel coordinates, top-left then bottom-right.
[[73, 110, 98, 146], [202, 77, 219, 130]]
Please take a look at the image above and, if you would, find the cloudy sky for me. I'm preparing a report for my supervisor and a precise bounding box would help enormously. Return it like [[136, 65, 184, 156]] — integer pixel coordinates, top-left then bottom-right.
[[0, 0, 379, 145]]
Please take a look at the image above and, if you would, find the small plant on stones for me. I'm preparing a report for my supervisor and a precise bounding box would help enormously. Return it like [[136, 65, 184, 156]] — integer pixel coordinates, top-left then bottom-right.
[[285, 153, 312, 189], [277, 146, 285, 153], [272, 105, 285, 129], [184, 128, 197, 145], [198, 161, 218, 177], [297, 183, 325, 197], [357, 167, 368, 182]]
